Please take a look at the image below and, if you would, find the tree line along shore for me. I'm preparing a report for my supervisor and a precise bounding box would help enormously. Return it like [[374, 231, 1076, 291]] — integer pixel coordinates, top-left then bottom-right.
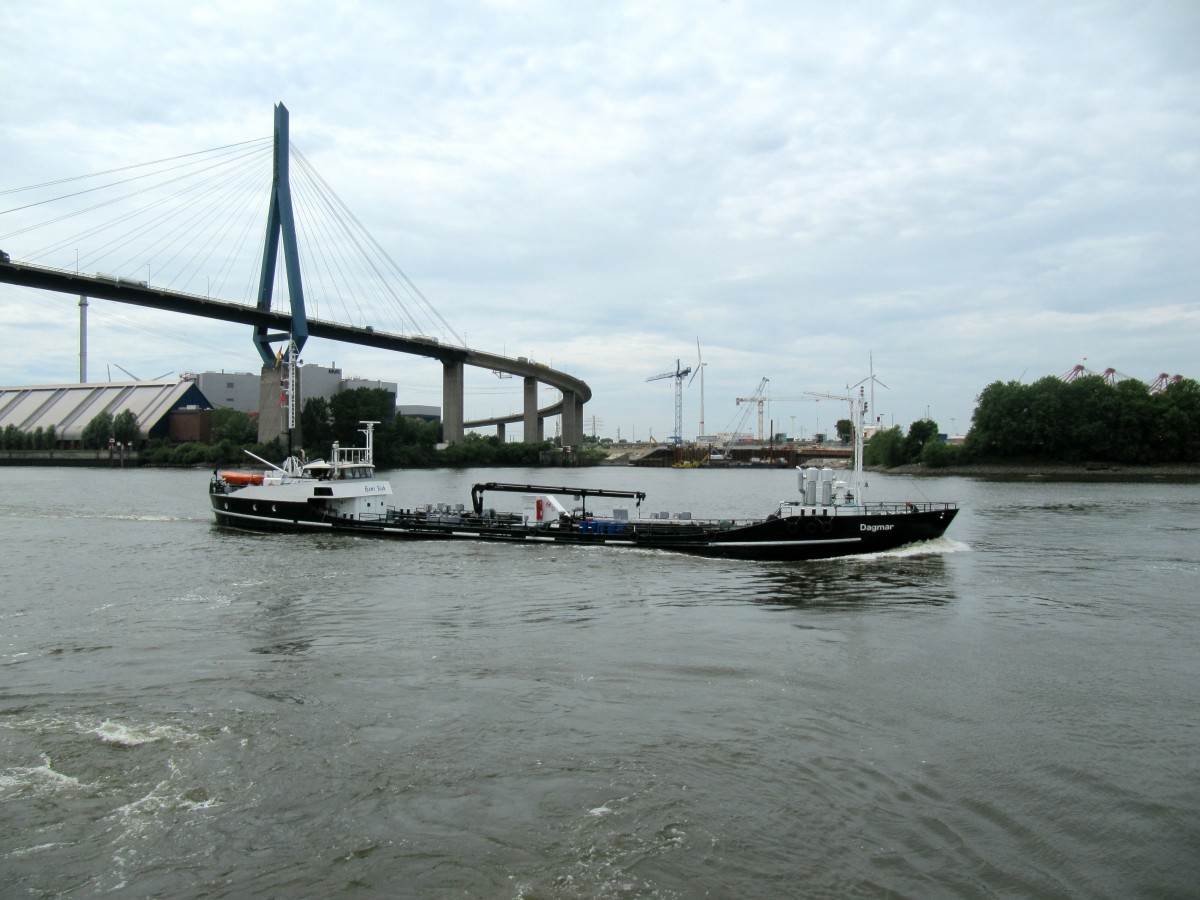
[[865, 374, 1200, 472], [4, 376, 1197, 473]]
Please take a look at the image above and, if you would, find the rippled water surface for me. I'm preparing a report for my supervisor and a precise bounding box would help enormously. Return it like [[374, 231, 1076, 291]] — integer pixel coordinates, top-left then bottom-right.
[[2, 466, 1197, 897]]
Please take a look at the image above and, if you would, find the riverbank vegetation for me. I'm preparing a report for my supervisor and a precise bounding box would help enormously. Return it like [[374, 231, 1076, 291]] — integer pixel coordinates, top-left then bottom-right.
[[866, 375, 1200, 469], [135, 387, 602, 468], [13, 376, 1197, 471]]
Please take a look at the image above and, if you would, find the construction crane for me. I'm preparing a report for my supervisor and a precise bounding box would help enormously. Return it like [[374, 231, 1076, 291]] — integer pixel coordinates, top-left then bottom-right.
[[805, 389, 858, 443], [735, 378, 770, 442], [765, 396, 818, 441], [647, 358, 691, 445]]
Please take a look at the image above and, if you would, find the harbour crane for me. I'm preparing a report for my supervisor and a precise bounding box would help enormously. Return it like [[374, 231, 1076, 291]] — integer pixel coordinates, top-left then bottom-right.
[[647, 358, 691, 445], [1148, 373, 1182, 393]]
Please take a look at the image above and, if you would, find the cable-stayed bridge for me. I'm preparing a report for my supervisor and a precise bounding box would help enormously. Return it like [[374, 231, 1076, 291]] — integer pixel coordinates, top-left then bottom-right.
[[0, 103, 590, 446]]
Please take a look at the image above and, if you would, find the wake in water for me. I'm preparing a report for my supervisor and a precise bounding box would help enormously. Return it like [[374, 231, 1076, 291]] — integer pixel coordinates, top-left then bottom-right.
[[843, 535, 971, 562]]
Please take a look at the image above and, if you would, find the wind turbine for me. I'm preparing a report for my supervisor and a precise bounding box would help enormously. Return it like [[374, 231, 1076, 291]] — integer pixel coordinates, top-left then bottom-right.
[[854, 352, 888, 428], [111, 364, 174, 382], [688, 337, 707, 440]]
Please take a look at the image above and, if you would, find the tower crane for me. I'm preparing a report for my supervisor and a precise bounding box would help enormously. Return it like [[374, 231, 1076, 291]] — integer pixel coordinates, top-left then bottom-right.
[[805, 389, 858, 444], [646, 358, 691, 445], [734, 378, 770, 442], [765, 396, 818, 442]]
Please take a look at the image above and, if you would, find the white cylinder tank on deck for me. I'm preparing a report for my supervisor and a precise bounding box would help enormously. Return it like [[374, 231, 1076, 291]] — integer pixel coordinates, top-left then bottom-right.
[[803, 467, 818, 505]]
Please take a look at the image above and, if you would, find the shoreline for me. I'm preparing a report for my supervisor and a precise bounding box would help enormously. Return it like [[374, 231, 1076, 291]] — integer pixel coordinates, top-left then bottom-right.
[[877, 462, 1200, 480]]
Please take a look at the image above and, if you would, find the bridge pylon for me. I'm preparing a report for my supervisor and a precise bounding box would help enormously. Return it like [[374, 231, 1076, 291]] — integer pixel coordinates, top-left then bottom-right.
[[253, 102, 308, 367]]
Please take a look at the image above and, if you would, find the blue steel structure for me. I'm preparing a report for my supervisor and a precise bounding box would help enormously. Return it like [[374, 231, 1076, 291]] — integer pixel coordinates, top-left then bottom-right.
[[0, 104, 591, 445], [252, 103, 308, 366]]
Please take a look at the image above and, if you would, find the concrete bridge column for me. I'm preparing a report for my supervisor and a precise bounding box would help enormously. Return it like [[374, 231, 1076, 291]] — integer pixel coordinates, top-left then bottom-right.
[[523, 376, 541, 442], [442, 360, 464, 445], [257, 364, 303, 449], [561, 390, 582, 447], [572, 394, 585, 445], [257, 364, 286, 446], [496, 422, 506, 443]]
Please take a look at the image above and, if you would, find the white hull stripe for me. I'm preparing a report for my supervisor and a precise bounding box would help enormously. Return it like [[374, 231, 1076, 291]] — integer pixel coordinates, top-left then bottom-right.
[[217, 511, 865, 548], [218, 509, 332, 528]]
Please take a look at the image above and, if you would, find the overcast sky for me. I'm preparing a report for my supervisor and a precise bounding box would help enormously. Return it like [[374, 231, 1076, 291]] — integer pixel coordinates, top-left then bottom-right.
[[2, 1, 1197, 442]]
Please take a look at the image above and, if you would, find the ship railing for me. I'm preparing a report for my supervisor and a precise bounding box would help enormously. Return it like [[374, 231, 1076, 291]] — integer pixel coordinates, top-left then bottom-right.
[[861, 501, 958, 514], [776, 500, 957, 516], [334, 446, 372, 465]]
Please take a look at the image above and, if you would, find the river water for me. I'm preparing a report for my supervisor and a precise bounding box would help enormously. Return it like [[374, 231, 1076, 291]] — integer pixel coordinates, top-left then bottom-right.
[[1, 465, 1196, 898]]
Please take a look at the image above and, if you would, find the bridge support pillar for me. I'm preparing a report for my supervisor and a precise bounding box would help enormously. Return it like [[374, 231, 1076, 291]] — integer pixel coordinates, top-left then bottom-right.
[[560, 390, 584, 447], [442, 360, 464, 445], [573, 394, 585, 445], [523, 377, 542, 442], [256, 364, 302, 449], [496, 422, 506, 443]]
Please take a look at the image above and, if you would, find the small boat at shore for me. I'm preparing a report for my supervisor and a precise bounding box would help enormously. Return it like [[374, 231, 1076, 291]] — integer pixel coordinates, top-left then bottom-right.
[[209, 397, 959, 562]]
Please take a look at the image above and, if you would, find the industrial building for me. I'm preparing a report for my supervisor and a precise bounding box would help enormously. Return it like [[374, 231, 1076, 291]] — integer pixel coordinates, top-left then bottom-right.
[[195, 364, 403, 414], [0, 380, 213, 448], [2, 363, 427, 450]]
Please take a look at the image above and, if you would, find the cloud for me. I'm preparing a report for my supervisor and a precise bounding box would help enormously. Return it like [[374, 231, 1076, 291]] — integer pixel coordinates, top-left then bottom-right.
[[2, 1, 1198, 438]]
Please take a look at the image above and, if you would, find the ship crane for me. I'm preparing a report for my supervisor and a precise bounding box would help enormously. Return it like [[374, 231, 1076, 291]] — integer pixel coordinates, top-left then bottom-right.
[[647, 358, 691, 445]]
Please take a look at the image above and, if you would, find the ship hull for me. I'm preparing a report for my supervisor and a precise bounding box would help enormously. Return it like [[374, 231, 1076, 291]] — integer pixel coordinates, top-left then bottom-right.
[[209, 488, 957, 562]]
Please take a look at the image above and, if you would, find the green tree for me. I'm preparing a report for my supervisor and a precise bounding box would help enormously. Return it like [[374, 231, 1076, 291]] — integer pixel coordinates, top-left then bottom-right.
[[966, 380, 1027, 459], [301, 396, 336, 459], [45, 423, 57, 453], [1109, 379, 1154, 463], [330, 388, 394, 447], [920, 439, 961, 468], [113, 409, 140, 446], [903, 419, 940, 461], [212, 408, 258, 444], [835, 418, 853, 443], [377, 414, 441, 468], [1152, 378, 1200, 462], [963, 374, 1200, 464], [864, 426, 906, 468], [1024, 376, 1068, 458], [82, 411, 115, 449]]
